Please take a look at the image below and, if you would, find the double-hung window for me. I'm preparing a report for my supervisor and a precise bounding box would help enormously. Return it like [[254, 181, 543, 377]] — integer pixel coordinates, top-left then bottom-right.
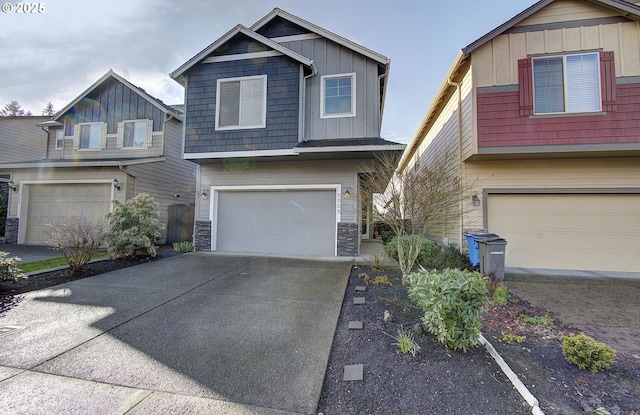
[[117, 119, 152, 148], [55, 129, 64, 150], [74, 122, 106, 150], [533, 52, 601, 114], [216, 75, 267, 130], [321, 73, 356, 118]]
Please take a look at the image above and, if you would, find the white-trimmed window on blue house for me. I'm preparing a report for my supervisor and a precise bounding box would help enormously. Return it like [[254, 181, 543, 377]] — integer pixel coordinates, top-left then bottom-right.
[[533, 52, 601, 114], [73, 122, 107, 150], [117, 119, 153, 148], [55, 129, 64, 150], [321, 73, 356, 118], [215, 75, 267, 130]]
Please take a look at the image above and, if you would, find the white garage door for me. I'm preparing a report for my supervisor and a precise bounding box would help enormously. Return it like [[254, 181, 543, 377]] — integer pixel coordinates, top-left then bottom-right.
[[26, 183, 112, 244], [216, 189, 336, 256], [487, 194, 640, 272]]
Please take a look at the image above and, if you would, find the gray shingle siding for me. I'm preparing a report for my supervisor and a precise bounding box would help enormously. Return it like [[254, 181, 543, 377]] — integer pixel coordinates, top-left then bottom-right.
[[184, 55, 300, 154], [256, 16, 311, 38], [212, 33, 270, 56]]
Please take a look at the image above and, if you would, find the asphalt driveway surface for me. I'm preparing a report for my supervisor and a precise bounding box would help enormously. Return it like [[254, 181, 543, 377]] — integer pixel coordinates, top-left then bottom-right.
[[0, 253, 351, 414]]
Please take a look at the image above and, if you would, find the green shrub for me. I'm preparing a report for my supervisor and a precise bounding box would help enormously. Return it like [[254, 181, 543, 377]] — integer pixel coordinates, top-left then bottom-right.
[[499, 332, 526, 344], [105, 193, 164, 259], [421, 245, 472, 270], [0, 252, 25, 283], [562, 332, 616, 373], [518, 314, 553, 326], [384, 235, 439, 265], [173, 241, 195, 252], [490, 284, 508, 306], [407, 268, 488, 352], [381, 230, 396, 245]]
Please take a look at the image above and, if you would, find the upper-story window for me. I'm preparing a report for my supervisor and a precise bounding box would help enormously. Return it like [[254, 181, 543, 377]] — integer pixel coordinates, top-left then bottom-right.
[[73, 122, 106, 150], [117, 119, 152, 148], [321, 73, 356, 118], [55, 129, 64, 150], [216, 75, 267, 130], [533, 52, 600, 114]]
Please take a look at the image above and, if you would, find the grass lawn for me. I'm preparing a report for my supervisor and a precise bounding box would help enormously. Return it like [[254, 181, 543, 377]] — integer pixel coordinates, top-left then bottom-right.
[[19, 252, 112, 273]]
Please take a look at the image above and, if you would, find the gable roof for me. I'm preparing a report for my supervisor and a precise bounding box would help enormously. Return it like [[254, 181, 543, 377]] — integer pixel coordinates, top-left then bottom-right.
[[170, 24, 315, 86], [251, 8, 389, 66], [398, 0, 640, 173], [54, 70, 182, 122]]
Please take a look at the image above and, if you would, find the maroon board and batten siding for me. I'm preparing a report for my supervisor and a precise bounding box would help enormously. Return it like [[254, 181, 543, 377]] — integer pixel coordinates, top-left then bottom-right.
[[477, 51, 639, 150]]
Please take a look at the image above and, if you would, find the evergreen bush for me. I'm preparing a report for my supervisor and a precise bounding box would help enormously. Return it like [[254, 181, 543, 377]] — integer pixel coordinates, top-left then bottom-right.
[[562, 332, 616, 373]]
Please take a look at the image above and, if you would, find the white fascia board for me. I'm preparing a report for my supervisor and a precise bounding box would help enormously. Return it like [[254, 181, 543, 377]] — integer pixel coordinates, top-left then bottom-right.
[[171, 25, 312, 82], [1, 157, 165, 169], [294, 144, 406, 153], [203, 50, 283, 63], [185, 149, 298, 159], [251, 8, 389, 65], [54, 70, 181, 121]]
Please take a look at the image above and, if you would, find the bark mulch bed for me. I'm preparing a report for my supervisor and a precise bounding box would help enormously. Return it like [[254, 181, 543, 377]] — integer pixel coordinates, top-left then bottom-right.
[[317, 265, 640, 415], [2, 256, 639, 414]]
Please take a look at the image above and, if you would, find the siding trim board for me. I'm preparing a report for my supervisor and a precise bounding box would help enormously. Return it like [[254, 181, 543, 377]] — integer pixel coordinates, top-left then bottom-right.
[[203, 50, 283, 63]]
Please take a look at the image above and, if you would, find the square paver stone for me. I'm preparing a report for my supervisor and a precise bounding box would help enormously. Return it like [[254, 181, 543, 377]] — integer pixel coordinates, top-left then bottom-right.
[[343, 364, 364, 381], [353, 297, 365, 305], [355, 285, 367, 291], [348, 321, 363, 330]]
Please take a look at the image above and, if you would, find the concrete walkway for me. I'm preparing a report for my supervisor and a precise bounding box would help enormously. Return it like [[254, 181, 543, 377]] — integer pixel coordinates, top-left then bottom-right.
[[0, 253, 351, 415]]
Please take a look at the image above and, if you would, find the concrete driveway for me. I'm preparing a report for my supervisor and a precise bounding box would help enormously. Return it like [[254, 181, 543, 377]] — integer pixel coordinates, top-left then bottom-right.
[[0, 253, 351, 414]]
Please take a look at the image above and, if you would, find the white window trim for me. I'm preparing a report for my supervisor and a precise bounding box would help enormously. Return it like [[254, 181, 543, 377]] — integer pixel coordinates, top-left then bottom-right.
[[73, 122, 107, 150], [532, 52, 601, 115], [215, 74, 267, 131], [117, 119, 153, 149], [321, 72, 356, 119], [54, 129, 64, 150]]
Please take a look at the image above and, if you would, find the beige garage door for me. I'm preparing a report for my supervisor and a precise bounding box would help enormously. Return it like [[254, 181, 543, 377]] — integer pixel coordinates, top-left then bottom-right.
[[25, 183, 112, 244], [216, 189, 336, 256], [487, 194, 640, 272]]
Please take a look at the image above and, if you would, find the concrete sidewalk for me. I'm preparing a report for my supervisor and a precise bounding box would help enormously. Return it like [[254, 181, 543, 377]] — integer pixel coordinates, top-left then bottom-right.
[[505, 272, 640, 356], [0, 253, 351, 414]]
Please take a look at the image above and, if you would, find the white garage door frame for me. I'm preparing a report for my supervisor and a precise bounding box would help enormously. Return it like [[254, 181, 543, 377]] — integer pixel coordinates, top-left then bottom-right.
[[483, 187, 640, 272], [209, 184, 342, 255], [17, 179, 117, 244]]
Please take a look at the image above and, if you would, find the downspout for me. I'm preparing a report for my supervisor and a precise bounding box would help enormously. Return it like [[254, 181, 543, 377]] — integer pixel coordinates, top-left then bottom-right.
[[447, 77, 464, 244], [299, 61, 317, 142], [39, 127, 50, 160]]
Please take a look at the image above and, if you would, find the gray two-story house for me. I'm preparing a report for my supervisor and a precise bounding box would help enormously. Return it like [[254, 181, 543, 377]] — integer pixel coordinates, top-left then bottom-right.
[[171, 8, 404, 256]]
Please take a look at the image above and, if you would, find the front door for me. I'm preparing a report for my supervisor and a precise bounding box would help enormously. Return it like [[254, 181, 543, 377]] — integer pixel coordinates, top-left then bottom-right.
[[361, 196, 370, 240]]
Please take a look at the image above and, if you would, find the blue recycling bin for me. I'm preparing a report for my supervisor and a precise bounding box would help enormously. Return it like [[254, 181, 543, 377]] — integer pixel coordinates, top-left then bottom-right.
[[464, 233, 498, 267]]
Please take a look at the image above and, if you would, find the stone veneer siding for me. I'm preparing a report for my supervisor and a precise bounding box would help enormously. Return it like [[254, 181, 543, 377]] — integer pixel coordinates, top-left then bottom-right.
[[5, 218, 18, 244], [194, 220, 211, 251], [337, 222, 358, 256]]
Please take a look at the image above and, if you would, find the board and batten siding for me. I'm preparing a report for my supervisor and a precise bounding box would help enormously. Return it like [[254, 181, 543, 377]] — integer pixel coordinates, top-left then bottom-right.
[[196, 159, 365, 223], [60, 77, 166, 136], [126, 119, 196, 241], [281, 37, 382, 140], [472, 3, 640, 88], [0, 117, 49, 163]]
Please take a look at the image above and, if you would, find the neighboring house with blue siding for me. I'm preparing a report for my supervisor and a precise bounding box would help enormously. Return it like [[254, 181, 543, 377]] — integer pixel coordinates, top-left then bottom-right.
[[171, 8, 405, 256], [0, 70, 197, 245]]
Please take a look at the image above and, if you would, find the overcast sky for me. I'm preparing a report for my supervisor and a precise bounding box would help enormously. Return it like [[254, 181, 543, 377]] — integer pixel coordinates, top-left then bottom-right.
[[0, 0, 535, 144]]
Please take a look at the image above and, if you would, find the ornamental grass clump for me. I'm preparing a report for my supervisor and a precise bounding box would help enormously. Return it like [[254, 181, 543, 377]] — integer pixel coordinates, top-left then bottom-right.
[[407, 268, 488, 352], [562, 332, 616, 373]]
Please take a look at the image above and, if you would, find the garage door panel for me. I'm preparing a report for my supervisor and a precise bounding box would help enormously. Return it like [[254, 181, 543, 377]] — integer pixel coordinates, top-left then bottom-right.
[[26, 184, 111, 244], [216, 190, 336, 256], [488, 194, 640, 272]]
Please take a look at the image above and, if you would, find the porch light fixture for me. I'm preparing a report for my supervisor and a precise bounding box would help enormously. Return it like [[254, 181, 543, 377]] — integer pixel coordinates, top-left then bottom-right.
[[112, 178, 121, 191], [8, 180, 17, 192], [472, 194, 480, 207], [200, 190, 208, 200], [343, 187, 353, 199]]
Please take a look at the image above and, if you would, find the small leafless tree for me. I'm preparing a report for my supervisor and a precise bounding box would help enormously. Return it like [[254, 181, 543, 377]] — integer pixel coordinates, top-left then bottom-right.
[[48, 213, 106, 274], [360, 151, 475, 283]]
